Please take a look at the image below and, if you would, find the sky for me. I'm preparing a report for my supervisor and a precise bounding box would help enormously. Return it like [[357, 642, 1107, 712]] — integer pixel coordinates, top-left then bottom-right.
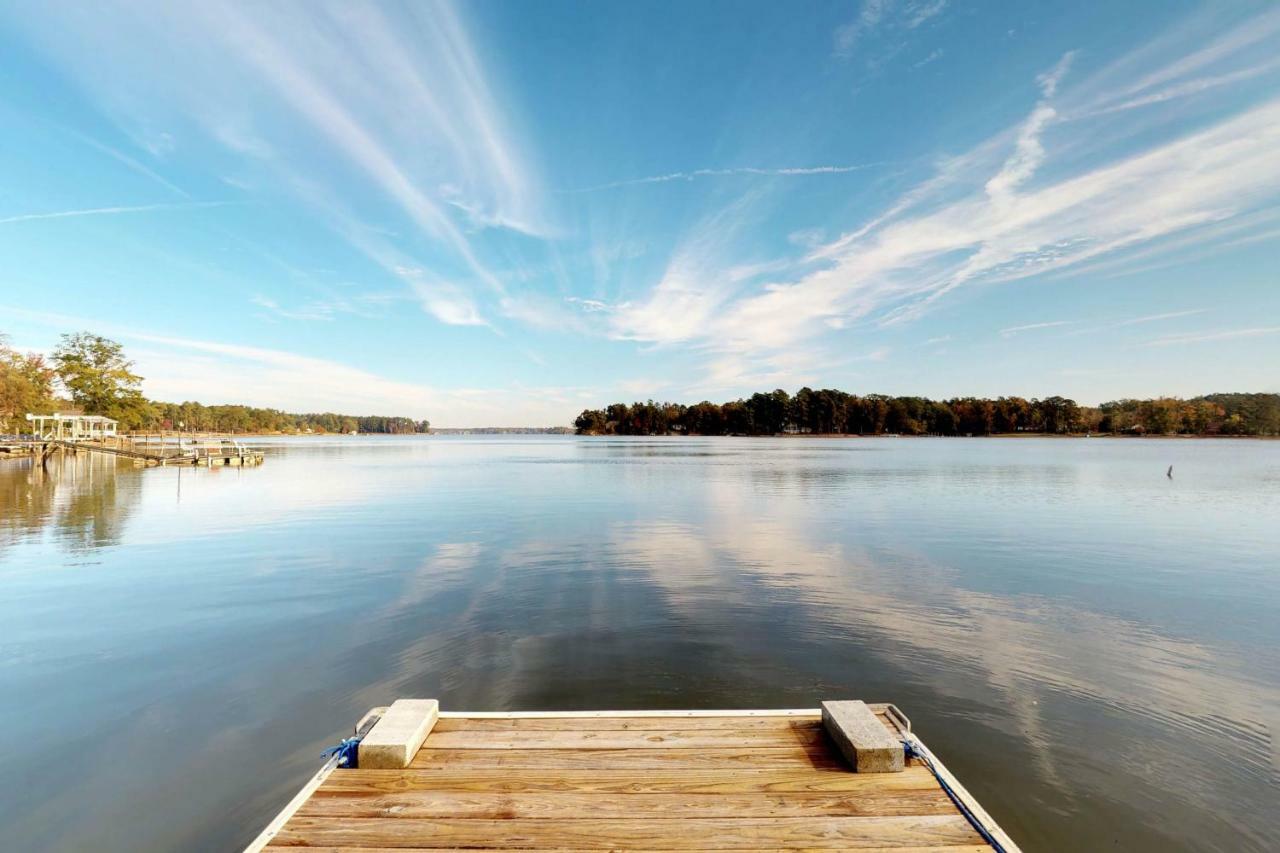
[[1, 1, 1278, 427]]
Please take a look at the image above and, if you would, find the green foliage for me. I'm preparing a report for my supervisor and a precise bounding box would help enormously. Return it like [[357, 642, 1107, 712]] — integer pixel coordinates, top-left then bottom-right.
[[151, 401, 429, 434], [0, 334, 56, 432], [576, 389, 1280, 437], [51, 332, 153, 429]]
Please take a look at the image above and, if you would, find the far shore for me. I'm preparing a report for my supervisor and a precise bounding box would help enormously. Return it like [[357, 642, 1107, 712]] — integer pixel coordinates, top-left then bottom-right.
[[5, 432, 1277, 458]]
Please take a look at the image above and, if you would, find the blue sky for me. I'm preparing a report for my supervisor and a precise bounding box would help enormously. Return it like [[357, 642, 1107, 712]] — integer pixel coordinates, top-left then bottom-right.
[[1, 1, 1278, 426]]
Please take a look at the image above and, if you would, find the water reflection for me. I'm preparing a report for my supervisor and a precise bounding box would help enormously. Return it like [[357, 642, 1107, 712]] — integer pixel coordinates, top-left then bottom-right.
[[0, 452, 139, 554], [1, 437, 1277, 852], [602, 517, 1275, 849]]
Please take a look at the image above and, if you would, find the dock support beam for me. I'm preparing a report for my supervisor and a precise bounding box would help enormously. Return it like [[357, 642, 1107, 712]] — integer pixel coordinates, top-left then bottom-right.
[[822, 699, 904, 772], [358, 699, 439, 769]]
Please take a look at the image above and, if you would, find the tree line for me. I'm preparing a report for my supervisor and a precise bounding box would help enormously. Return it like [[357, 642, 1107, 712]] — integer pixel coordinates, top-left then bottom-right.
[[1, 331, 429, 435], [575, 388, 1280, 437]]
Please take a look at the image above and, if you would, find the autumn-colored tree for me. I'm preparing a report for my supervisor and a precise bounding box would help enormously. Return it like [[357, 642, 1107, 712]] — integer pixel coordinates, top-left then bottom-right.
[[0, 334, 56, 432]]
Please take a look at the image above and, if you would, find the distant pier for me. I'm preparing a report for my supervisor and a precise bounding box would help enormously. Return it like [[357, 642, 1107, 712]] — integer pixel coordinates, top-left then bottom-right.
[[4, 435, 264, 467], [65, 435, 264, 467]]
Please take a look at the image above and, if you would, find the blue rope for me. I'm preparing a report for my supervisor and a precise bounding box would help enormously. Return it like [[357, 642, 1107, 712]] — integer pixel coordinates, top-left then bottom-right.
[[903, 739, 1007, 853], [321, 736, 361, 768]]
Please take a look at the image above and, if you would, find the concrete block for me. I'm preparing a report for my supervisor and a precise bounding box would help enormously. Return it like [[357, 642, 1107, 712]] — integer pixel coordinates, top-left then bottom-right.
[[822, 700, 904, 773], [359, 699, 439, 769]]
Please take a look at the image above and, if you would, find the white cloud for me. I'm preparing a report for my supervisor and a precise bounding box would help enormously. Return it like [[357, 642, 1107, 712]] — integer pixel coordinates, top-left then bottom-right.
[[834, 0, 947, 68], [0, 202, 230, 226], [613, 31, 1280, 374], [833, 0, 890, 59], [608, 195, 766, 345], [1083, 58, 1280, 117], [1036, 50, 1076, 98], [912, 49, 944, 70], [1145, 327, 1280, 347], [566, 164, 880, 193], [565, 296, 615, 313], [905, 0, 948, 29], [986, 53, 1074, 202], [1090, 7, 1280, 110], [5, 0, 551, 328], [1115, 309, 1206, 326], [1000, 320, 1075, 337], [250, 292, 400, 322], [497, 294, 589, 333], [71, 132, 190, 198]]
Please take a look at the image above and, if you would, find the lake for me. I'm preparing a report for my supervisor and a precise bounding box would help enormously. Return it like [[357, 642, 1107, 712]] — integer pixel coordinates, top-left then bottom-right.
[[1, 436, 1277, 851]]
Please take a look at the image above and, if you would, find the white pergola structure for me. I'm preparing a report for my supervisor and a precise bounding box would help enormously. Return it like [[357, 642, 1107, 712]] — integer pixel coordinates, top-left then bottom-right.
[[27, 413, 119, 441]]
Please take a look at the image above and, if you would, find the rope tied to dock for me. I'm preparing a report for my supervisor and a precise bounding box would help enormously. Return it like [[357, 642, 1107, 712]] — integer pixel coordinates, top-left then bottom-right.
[[320, 736, 361, 768], [902, 739, 1008, 853]]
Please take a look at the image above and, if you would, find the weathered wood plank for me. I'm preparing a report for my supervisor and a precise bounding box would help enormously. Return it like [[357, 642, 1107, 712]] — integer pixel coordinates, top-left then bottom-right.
[[419, 727, 827, 750], [264, 840, 993, 845], [299, 789, 956, 819], [437, 708, 824, 718], [433, 716, 824, 732], [408, 746, 842, 770], [267, 840, 988, 845], [260, 707, 1004, 853], [319, 766, 940, 795], [271, 815, 983, 849]]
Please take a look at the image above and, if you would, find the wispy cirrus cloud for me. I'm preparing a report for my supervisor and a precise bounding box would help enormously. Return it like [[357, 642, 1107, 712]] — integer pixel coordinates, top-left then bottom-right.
[[0, 202, 230, 226], [1145, 327, 1280, 347], [1115, 309, 1206, 326], [565, 164, 883, 194], [904, 0, 948, 30], [833, 0, 891, 59], [604, 10, 1280, 392], [250, 292, 401, 323], [70, 132, 191, 198], [912, 49, 944, 70], [833, 0, 948, 62], [1000, 321, 1075, 338], [1082, 58, 1280, 118], [6, 0, 550, 328], [985, 52, 1075, 203]]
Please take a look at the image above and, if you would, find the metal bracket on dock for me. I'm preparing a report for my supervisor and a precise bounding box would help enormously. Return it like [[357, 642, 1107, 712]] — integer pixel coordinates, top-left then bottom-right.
[[884, 703, 912, 733]]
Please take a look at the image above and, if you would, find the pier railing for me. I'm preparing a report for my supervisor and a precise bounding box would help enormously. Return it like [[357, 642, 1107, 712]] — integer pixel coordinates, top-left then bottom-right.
[[8, 434, 265, 466]]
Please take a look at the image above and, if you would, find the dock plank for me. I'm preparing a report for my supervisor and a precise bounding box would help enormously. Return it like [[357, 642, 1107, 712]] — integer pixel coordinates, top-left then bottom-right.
[[433, 716, 825, 732], [409, 746, 842, 770], [266, 847, 992, 852], [419, 727, 827, 750], [300, 789, 956, 819], [264, 840, 993, 845], [271, 815, 983, 849], [318, 767, 940, 795], [253, 706, 1004, 853]]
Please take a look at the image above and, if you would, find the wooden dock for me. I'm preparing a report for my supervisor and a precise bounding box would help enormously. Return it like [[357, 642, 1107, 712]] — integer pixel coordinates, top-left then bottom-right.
[[4, 436, 264, 467], [248, 701, 1018, 851]]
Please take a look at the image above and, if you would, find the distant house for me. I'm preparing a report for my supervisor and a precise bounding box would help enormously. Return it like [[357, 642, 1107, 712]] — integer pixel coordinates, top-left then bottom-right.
[[27, 412, 119, 441]]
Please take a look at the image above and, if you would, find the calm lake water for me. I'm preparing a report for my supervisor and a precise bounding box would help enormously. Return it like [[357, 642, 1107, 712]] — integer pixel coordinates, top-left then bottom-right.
[[1, 436, 1277, 851]]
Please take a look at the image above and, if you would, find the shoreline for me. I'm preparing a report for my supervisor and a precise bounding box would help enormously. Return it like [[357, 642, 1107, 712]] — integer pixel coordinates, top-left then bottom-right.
[[575, 431, 1280, 440]]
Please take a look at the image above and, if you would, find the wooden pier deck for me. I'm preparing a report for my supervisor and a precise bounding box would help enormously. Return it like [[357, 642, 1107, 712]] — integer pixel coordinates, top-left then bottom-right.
[[5, 436, 264, 467], [249, 702, 1017, 852]]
